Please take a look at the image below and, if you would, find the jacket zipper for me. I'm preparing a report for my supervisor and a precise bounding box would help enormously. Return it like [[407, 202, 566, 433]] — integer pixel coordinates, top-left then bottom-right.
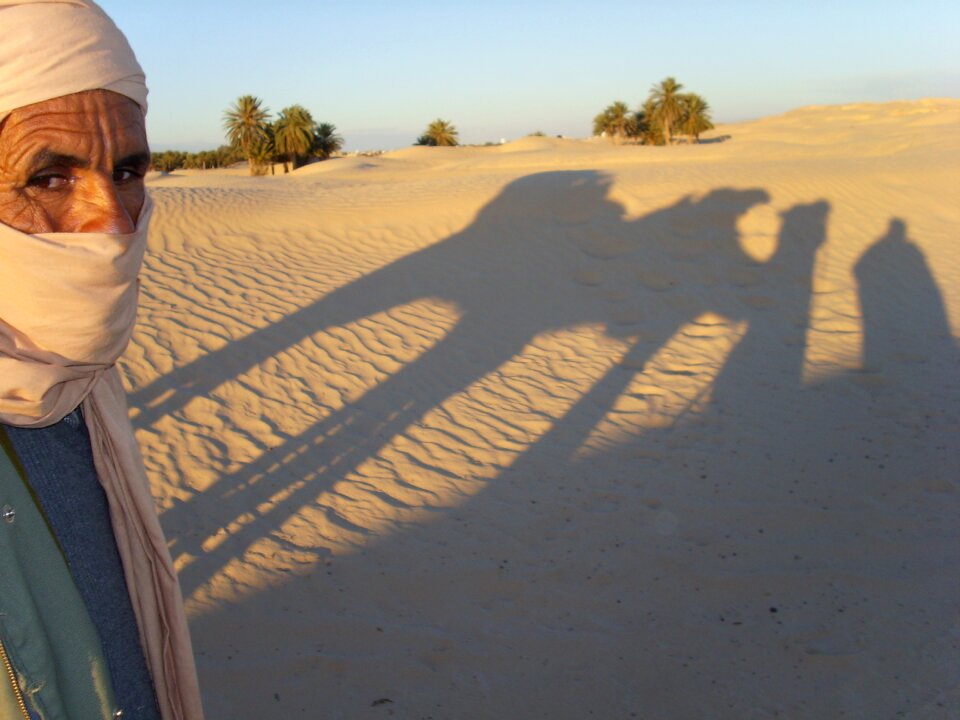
[[0, 637, 30, 720]]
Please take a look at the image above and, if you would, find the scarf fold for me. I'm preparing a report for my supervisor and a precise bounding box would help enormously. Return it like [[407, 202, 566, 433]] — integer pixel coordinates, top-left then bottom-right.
[[0, 197, 204, 720]]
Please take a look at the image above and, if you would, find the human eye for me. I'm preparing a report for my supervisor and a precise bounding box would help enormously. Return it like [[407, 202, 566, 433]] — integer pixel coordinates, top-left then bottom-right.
[[113, 168, 138, 183], [113, 164, 146, 185], [26, 170, 72, 190]]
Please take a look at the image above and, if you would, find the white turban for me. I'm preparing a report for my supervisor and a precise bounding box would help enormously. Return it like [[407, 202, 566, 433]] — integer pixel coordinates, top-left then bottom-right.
[[0, 0, 147, 124]]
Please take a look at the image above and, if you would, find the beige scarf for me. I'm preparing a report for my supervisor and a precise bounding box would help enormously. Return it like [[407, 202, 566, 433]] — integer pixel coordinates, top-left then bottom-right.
[[0, 0, 148, 124], [0, 198, 204, 720]]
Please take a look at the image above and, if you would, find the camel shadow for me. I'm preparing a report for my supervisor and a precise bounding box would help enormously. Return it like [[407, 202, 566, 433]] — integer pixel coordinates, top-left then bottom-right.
[[180, 195, 959, 717], [136, 172, 771, 597]]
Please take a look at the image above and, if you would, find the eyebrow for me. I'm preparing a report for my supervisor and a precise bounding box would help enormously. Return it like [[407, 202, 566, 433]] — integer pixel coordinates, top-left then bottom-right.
[[117, 151, 152, 169], [29, 149, 90, 171], [28, 149, 151, 172]]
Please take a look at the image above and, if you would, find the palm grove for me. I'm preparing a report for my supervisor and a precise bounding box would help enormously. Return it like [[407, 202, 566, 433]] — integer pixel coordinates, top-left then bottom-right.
[[150, 95, 344, 175], [223, 95, 343, 174], [410, 78, 712, 150], [594, 77, 714, 145]]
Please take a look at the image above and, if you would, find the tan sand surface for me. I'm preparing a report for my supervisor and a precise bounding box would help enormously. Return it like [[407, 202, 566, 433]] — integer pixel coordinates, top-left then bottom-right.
[[127, 99, 960, 718]]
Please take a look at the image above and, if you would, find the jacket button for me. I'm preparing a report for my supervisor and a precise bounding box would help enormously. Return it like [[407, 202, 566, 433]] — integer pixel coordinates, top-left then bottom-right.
[[1, 505, 14, 523], [113, 710, 124, 719]]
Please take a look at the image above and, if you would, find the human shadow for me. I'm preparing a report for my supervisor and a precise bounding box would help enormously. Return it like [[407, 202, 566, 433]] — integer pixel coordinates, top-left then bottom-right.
[[504, 199, 830, 480], [856, 218, 958, 390], [704, 200, 829, 416], [148, 173, 771, 597]]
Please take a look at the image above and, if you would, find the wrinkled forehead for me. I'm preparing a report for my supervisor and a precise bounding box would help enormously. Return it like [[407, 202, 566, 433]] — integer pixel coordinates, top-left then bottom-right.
[[7, 90, 145, 130], [0, 0, 148, 125], [0, 90, 148, 167]]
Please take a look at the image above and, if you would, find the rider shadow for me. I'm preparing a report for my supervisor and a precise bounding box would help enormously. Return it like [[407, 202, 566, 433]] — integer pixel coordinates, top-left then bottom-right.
[[147, 172, 772, 598], [495, 199, 831, 495]]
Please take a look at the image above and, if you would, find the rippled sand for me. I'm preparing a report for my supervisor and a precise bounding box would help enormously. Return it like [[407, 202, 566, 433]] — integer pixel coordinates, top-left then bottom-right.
[[125, 99, 959, 718]]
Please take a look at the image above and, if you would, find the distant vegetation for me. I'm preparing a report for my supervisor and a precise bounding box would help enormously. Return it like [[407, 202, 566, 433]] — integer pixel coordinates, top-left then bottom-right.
[[149, 97, 344, 176], [150, 145, 244, 173], [594, 77, 714, 145], [220, 95, 344, 175], [414, 119, 459, 146], [154, 80, 713, 172]]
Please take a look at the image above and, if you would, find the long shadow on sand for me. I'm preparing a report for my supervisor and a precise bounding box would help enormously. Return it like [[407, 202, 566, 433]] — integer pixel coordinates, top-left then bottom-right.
[[139, 173, 772, 597], [134, 175, 959, 716]]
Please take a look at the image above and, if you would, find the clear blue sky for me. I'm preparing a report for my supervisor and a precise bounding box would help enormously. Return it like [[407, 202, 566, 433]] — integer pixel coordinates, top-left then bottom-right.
[[97, 0, 960, 152]]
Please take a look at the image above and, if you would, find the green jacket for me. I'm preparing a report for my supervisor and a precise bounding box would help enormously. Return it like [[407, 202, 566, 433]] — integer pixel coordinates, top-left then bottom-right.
[[0, 431, 118, 720]]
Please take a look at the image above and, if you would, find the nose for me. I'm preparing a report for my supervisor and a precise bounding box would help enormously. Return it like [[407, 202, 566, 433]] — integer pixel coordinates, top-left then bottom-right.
[[70, 173, 136, 234]]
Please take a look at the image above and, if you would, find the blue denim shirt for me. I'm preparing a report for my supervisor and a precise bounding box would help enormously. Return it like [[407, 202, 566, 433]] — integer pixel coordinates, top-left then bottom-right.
[[4, 410, 161, 720]]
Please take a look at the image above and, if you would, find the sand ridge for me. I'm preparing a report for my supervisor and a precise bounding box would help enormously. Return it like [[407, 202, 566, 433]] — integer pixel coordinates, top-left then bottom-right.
[[125, 100, 959, 718]]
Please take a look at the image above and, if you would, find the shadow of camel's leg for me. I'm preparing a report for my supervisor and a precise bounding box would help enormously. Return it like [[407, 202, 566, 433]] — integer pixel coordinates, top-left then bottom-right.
[[131, 255, 432, 428], [172, 318, 530, 596]]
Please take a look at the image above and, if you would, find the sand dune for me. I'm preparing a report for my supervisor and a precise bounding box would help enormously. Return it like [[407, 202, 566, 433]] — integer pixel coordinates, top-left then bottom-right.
[[125, 100, 959, 718]]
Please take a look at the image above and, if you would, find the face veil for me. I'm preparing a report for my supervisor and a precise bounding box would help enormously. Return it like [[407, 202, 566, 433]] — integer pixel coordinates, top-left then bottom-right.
[[0, 198, 150, 425]]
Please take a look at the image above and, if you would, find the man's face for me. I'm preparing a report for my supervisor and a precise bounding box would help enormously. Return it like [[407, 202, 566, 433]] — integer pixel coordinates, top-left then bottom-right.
[[0, 89, 149, 234]]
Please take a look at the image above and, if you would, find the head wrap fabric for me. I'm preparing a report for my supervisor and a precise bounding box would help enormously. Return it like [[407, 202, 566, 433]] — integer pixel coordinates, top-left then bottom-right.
[[0, 202, 205, 720], [0, 0, 147, 124], [0, 4, 203, 719]]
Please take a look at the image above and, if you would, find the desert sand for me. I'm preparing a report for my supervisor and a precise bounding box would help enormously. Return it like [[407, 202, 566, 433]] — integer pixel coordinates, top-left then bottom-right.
[[126, 99, 959, 719]]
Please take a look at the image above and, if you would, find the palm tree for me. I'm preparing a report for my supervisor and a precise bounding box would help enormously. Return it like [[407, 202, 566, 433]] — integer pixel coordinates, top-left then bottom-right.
[[248, 128, 275, 176], [678, 93, 714, 143], [313, 123, 344, 160], [415, 119, 459, 146], [151, 150, 186, 173], [592, 101, 637, 143], [639, 98, 664, 146], [223, 95, 271, 175], [633, 103, 652, 144], [649, 77, 684, 145], [274, 105, 316, 172]]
